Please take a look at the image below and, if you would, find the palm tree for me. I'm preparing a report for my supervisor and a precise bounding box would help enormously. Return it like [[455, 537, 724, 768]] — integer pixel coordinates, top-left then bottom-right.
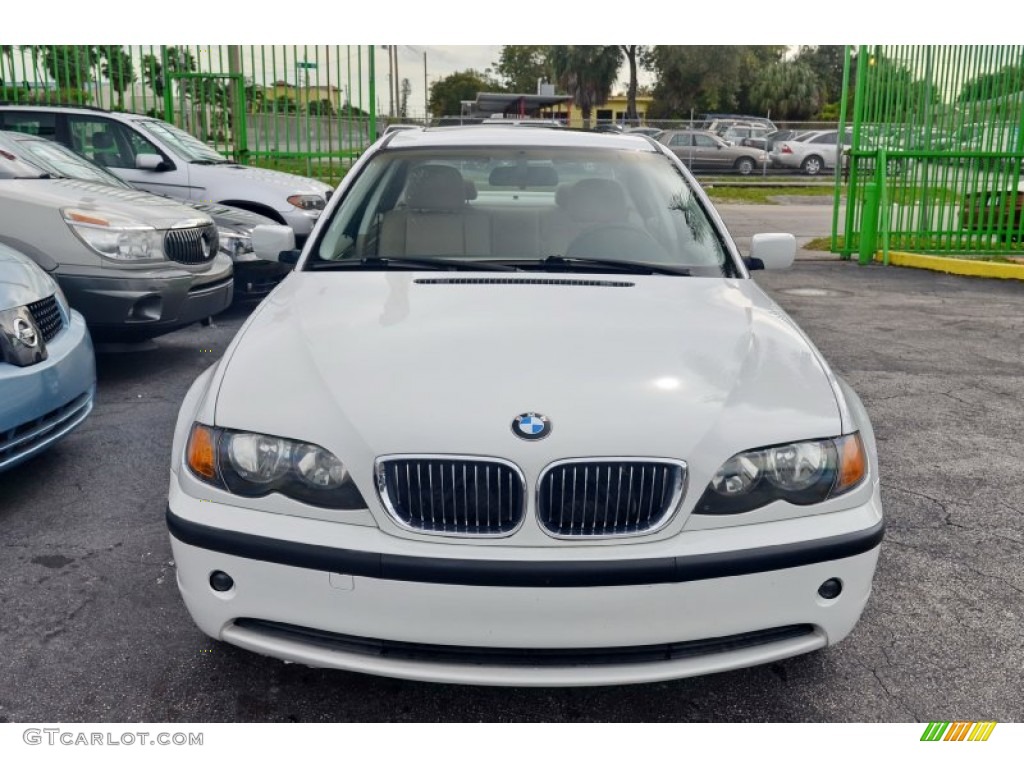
[[548, 46, 622, 129], [620, 46, 643, 125], [749, 60, 825, 121]]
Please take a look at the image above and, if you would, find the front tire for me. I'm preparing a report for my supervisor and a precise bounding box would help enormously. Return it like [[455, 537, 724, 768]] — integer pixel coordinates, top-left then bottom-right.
[[735, 157, 755, 176], [802, 155, 824, 176]]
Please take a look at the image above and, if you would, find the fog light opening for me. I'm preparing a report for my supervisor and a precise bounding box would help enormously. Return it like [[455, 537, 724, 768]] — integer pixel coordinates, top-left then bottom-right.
[[209, 570, 234, 592], [818, 578, 843, 600]]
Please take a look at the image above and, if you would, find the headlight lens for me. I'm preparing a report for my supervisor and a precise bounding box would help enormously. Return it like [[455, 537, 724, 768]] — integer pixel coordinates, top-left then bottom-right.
[[62, 208, 164, 262], [186, 424, 366, 509], [219, 230, 256, 261], [286, 194, 326, 211], [696, 433, 867, 515]]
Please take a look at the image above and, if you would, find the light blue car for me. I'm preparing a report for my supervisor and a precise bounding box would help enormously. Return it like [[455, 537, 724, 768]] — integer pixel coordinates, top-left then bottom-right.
[[0, 242, 95, 471]]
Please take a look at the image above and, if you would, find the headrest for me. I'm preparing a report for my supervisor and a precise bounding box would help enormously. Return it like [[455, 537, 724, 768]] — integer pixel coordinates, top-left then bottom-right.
[[405, 165, 466, 211], [566, 178, 627, 223], [93, 132, 114, 149]]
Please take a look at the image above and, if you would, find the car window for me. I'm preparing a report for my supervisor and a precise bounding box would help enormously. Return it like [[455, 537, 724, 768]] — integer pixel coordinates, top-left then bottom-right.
[[15, 137, 132, 188], [693, 134, 718, 148], [312, 146, 733, 276], [0, 111, 58, 139], [811, 132, 837, 145], [668, 133, 690, 147], [66, 116, 142, 169], [136, 119, 227, 163]]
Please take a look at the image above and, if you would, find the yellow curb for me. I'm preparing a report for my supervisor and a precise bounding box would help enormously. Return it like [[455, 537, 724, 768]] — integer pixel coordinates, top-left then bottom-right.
[[875, 250, 1024, 280]]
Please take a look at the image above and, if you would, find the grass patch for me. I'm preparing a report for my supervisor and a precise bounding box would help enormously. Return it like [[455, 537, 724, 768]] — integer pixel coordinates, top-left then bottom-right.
[[704, 186, 837, 204], [803, 236, 841, 252]]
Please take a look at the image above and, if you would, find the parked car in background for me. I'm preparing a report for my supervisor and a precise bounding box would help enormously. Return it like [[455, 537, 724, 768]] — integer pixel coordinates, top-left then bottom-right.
[[0, 242, 95, 471], [624, 126, 663, 138], [702, 115, 778, 134], [0, 130, 289, 300], [719, 125, 770, 148], [658, 129, 769, 175], [166, 127, 883, 686], [769, 129, 853, 175], [0, 145, 233, 342], [0, 106, 334, 246], [752, 129, 801, 152]]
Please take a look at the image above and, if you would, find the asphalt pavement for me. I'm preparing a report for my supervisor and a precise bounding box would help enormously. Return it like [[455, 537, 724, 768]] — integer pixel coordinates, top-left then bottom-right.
[[1, 206, 1022, 722]]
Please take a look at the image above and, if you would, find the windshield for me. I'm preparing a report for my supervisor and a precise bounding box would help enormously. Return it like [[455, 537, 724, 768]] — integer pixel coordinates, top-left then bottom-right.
[[312, 146, 735, 277], [13, 137, 132, 188], [0, 135, 52, 179], [136, 119, 228, 163]]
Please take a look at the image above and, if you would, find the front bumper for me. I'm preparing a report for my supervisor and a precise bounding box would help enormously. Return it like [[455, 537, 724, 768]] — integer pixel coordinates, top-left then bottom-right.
[[167, 478, 884, 686], [57, 258, 233, 341], [0, 310, 95, 471]]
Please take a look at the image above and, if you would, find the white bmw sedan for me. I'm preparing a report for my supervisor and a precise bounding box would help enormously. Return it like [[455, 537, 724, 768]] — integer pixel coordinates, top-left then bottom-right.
[[166, 127, 883, 686]]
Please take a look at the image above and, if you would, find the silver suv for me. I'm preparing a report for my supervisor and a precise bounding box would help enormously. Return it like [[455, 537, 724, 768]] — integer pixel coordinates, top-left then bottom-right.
[[0, 106, 333, 245], [0, 144, 233, 342]]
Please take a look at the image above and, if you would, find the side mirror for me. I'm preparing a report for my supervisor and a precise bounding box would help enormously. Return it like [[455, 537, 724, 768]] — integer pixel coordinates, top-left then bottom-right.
[[136, 153, 170, 172], [748, 233, 796, 270], [251, 224, 297, 263]]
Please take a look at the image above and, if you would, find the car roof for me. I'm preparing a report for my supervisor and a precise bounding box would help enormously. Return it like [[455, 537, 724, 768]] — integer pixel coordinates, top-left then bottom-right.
[[382, 126, 659, 151]]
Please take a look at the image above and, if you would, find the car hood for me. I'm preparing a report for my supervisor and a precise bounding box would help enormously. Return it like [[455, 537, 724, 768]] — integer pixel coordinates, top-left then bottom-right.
[[0, 243, 57, 310], [4, 178, 212, 229], [213, 273, 841, 494], [188, 163, 333, 197], [183, 200, 277, 233]]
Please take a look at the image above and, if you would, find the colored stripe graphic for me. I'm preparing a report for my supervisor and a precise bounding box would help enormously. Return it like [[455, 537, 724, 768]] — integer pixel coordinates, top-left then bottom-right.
[[921, 722, 996, 741]]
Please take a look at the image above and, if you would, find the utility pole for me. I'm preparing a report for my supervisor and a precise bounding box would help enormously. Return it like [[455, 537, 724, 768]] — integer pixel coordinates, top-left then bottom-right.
[[393, 46, 400, 119], [423, 51, 428, 122]]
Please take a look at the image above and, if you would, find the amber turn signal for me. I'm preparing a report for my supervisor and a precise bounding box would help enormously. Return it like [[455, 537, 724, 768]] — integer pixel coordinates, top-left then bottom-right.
[[834, 433, 867, 494], [186, 423, 218, 480]]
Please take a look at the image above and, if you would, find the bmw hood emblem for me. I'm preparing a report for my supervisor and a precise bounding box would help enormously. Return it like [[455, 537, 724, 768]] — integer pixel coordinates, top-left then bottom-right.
[[512, 412, 551, 440]]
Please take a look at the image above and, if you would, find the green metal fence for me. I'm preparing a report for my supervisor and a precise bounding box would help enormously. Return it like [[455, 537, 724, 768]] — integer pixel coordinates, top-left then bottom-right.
[[0, 45, 379, 183], [838, 45, 1024, 261]]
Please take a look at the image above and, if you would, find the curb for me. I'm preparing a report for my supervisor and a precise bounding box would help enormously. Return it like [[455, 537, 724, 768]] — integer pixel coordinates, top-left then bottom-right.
[[875, 251, 1024, 280]]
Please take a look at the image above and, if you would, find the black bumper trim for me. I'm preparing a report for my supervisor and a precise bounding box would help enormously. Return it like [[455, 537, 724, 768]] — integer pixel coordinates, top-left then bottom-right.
[[166, 507, 884, 588]]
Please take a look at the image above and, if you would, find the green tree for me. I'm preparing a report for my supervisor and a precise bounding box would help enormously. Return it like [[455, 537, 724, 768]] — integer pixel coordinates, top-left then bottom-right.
[[140, 46, 197, 101], [957, 63, 1024, 103], [748, 60, 826, 120], [39, 45, 98, 91], [428, 69, 501, 118], [645, 46, 785, 118], [548, 45, 622, 129], [98, 46, 136, 109], [796, 45, 846, 105], [493, 45, 554, 93]]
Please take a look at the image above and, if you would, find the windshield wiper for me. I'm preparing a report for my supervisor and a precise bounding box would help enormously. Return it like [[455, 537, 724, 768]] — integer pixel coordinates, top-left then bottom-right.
[[523, 255, 691, 276], [190, 158, 232, 165], [310, 256, 520, 272]]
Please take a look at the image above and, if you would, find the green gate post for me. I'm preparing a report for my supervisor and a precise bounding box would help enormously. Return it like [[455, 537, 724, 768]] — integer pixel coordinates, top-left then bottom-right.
[[859, 176, 880, 265]]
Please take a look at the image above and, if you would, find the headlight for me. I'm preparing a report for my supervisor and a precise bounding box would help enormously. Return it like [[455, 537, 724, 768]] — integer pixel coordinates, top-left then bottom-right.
[[185, 424, 365, 509], [696, 433, 867, 515], [62, 208, 164, 262], [286, 194, 326, 211], [218, 230, 256, 261]]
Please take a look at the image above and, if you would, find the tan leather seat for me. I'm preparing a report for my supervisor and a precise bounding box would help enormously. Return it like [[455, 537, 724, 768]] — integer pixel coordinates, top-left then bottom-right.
[[379, 165, 489, 257]]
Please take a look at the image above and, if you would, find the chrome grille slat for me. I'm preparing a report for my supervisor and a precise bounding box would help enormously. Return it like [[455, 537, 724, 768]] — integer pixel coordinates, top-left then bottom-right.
[[538, 460, 686, 537], [164, 224, 217, 265], [378, 456, 525, 536], [26, 295, 64, 343]]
